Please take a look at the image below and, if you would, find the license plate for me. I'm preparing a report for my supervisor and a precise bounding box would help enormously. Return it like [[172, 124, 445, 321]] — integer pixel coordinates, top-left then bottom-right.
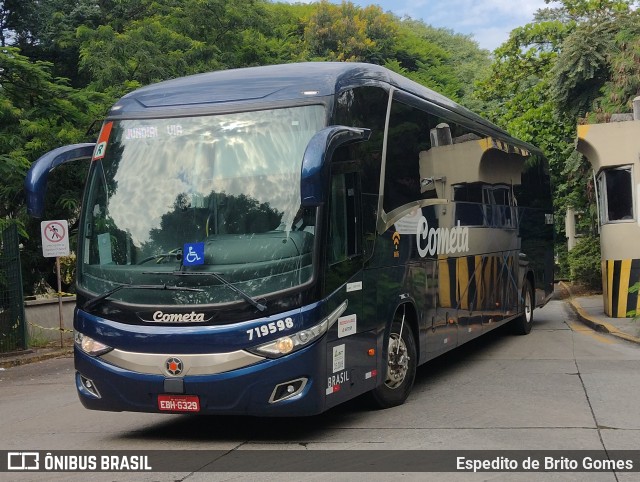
[[158, 394, 200, 412]]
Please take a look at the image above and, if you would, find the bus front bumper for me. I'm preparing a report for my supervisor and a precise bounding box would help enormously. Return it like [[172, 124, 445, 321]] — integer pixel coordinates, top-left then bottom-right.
[[74, 342, 327, 417]]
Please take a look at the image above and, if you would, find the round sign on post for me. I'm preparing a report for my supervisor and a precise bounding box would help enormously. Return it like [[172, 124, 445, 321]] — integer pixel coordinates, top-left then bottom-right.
[[40, 219, 71, 348], [41, 220, 70, 257]]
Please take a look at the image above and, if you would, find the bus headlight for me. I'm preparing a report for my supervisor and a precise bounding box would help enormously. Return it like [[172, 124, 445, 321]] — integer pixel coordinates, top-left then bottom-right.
[[251, 319, 328, 357], [249, 301, 348, 359], [74, 331, 113, 356]]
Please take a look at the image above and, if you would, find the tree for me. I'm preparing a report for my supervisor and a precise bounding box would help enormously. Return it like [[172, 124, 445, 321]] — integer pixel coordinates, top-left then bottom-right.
[[590, 9, 640, 117], [77, 20, 215, 94], [0, 47, 108, 291], [0, 48, 101, 224], [302, 2, 490, 105], [474, 18, 574, 164], [1, 0, 106, 84], [547, 1, 638, 119], [391, 19, 489, 106], [303, 1, 397, 62]]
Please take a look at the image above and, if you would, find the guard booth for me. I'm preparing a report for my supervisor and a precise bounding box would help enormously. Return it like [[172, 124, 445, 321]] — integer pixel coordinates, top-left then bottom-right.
[[576, 98, 640, 317]]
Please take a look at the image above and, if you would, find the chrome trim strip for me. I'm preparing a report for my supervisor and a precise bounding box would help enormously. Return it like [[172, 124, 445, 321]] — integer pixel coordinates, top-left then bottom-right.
[[379, 199, 449, 234], [327, 300, 349, 329], [269, 377, 308, 404], [80, 375, 101, 398], [99, 349, 265, 376]]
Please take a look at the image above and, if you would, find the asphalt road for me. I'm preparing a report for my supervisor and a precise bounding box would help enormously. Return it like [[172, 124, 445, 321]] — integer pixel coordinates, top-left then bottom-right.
[[1, 299, 639, 481]]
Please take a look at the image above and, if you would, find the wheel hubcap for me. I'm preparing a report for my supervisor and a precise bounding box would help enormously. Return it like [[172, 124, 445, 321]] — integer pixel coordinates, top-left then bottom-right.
[[524, 290, 532, 322], [385, 334, 410, 389]]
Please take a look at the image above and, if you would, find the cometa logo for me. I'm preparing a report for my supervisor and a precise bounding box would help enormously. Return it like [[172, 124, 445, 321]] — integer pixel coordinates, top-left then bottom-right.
[[416, 217, 469, 257], [151, 311, 206, 323], [165, 357, 183, 376]]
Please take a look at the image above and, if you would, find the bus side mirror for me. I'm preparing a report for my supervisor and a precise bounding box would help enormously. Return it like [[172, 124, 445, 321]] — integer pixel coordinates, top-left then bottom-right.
[[301, 126, 370, 207], [24, 143, 96, 218]]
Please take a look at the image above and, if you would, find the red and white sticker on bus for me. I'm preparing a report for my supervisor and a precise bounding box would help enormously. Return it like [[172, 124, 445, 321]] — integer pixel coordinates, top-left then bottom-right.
[[93, 121, 113, 160]]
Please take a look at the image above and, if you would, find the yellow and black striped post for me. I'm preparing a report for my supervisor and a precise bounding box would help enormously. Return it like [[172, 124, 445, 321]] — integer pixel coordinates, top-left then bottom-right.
[[602, 259, 640, 317]]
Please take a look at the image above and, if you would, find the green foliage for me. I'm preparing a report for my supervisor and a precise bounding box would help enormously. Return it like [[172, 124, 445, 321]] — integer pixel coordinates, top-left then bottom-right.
[[0, 47, 104, 291], [404, 22, 490, 109], [0, 47, 103, 224], [596, 11, 640, 118], [541, 1, 640, 121], [299, 2, 489, 105], [550, 19, 618, 118], [59, 252, 76, 290], [303, 1, 397, 62], [78, 21, 215, 92], [390, 20, 476, 103], [567, 235, 602, 290], [542, 0, 635, 20]]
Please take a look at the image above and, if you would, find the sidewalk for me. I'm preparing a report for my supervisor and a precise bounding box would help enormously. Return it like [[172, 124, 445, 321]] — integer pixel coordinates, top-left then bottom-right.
[[0, 343, 73, 369], [560, 281, 640, 345]]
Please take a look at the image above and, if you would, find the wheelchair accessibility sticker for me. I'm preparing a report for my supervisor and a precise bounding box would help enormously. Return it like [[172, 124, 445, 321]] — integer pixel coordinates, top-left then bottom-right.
[[183, 242, 204, 266]]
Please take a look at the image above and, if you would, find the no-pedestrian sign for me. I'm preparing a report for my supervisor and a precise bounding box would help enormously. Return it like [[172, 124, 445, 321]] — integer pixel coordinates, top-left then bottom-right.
[[41, 220, 70, 258]]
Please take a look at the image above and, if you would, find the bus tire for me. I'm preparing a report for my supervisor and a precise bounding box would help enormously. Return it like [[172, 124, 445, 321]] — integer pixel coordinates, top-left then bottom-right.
[[512, 279, 534, 335], [369, 317, 417, 409]]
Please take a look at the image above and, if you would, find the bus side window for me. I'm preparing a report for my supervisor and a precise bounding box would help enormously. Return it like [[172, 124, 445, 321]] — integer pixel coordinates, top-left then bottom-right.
[[383, 98, 430, 213], [328, 171, 359, 265], [453, 183, 483, 226], [325, 167, 362, 295], [481, 184, 515, 229]]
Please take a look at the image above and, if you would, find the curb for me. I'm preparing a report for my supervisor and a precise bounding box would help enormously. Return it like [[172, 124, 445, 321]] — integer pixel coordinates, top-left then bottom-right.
[[560, 281, 640, 345], [0, 347, 73, 369]]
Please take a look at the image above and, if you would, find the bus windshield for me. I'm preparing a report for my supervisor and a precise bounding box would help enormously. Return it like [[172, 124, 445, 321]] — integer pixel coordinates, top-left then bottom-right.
[[78, 105, 326, 307]]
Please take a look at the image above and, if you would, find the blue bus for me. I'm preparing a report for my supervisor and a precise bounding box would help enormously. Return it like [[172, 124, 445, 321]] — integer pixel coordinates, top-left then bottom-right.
[[25, 63, 553, 416]]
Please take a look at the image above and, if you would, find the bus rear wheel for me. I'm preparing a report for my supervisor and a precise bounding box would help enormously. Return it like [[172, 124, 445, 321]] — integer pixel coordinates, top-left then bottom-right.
[[369, 317, 417, 409], [512, 279, 534, 335]]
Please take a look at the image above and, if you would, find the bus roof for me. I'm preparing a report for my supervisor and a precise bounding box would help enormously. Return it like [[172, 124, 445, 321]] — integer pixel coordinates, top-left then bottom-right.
[[108, 62, 536, 153]]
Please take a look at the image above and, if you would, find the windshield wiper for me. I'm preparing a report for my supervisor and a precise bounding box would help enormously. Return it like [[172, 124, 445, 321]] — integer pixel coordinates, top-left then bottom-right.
[[143, 270, 267, 313], [83, 284, 204, 311]]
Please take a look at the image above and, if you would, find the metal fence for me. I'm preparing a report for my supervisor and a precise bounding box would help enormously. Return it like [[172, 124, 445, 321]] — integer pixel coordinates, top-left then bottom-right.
[[0, 224, 27, 353]]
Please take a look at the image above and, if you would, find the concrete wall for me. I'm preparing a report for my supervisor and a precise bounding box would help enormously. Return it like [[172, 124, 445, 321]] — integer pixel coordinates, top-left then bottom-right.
[[24, 296, 75, 344]]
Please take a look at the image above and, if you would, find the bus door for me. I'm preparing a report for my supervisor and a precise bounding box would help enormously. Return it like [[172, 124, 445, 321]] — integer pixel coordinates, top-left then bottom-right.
[[324, 162, 376, 407]]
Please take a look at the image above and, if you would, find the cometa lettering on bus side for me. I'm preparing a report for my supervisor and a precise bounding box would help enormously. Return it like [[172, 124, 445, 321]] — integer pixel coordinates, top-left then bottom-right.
[[416, 217, 469, 257]]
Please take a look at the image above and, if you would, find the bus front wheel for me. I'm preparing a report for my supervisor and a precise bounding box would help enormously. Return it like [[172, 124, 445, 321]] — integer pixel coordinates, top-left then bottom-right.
[[369, 317, 417, 409]]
